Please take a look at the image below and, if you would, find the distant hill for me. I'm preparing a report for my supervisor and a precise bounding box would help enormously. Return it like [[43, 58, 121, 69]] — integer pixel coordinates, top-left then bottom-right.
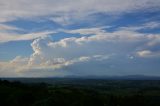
[[61, 75, 160, 80], [1, 75, 160, 84]]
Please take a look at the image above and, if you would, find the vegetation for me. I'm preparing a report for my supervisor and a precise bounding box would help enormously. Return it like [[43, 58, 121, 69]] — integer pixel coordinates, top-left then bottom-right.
[[0, 79, 160, 106]]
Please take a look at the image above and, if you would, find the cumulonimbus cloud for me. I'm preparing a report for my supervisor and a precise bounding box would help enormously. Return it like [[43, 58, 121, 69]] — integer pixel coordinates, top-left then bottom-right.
[[0, 26, 160, 77]]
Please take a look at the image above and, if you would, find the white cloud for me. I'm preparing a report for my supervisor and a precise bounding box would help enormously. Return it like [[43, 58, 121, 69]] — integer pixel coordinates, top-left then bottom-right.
[[143, 22, 160, 29], [10, 56, 29, 65], [0, 24, 20, 31], [0, 0, 159, 23], [0, 61, 21, 77], [0, 0, 160, 77], [0, 26, 160, 77], [120, 21, 160, 31], [0, 0, 159, 43], [0, 30, 55, 43], [64, 27, 107, 35], [137, 50, 160, 58]]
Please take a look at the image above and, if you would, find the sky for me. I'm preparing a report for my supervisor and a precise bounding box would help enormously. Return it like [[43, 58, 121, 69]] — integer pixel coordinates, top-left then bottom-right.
[[0, 0, 160, 77]]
